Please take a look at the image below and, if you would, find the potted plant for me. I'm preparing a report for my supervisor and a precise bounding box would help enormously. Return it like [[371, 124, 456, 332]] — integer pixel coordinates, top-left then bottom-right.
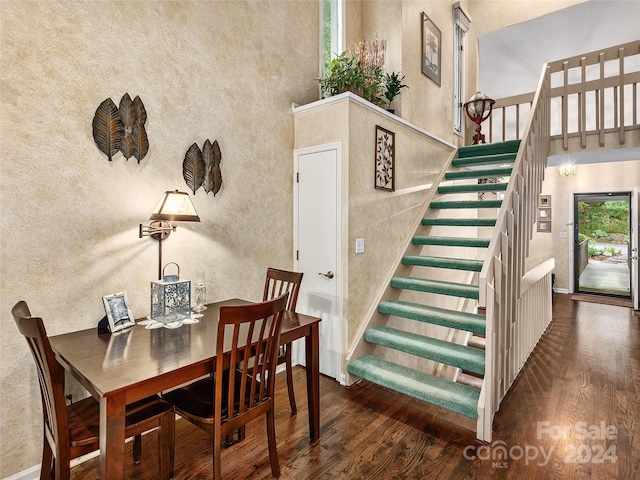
[[383, 72, 408, 113], [318, 52, 367, 99]]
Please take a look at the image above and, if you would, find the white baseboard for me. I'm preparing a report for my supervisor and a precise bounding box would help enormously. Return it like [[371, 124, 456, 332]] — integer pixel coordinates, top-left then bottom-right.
[[554, 288, 569, 294], [3, 465, 39, 480]]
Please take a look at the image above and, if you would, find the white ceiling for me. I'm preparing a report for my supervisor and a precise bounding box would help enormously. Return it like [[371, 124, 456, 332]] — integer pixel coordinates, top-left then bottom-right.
[[478, 0, 640, 165], [478, 0, 640, 99]]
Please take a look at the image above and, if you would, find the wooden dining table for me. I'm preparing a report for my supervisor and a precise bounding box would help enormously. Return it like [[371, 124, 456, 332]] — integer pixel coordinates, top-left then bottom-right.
[[49, 298, 321, 479]]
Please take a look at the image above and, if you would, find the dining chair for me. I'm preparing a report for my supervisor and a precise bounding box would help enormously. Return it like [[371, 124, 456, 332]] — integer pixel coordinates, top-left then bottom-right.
[[263, 268, 304, 414], [163, 292, 289, 479], [12, 300, 175, 480]]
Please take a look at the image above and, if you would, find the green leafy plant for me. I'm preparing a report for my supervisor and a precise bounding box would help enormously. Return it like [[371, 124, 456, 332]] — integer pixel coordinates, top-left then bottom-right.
[[383, 72, 408, 108], [318, 52, 367, 98], [578, 233, 589, 243], [591, 229, 608, 239]]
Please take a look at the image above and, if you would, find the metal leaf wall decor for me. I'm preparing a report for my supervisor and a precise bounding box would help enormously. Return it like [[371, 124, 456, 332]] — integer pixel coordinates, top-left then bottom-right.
[[92, 98, 123, 161], [183, 143, 205, 195], [92, 94, 148, 162], [183, 139, 223, 196]]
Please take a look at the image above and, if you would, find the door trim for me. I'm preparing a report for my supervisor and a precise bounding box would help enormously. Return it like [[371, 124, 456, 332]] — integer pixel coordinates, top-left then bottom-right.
[[293, 141, 344, 383], [570, 189, 634, 298]]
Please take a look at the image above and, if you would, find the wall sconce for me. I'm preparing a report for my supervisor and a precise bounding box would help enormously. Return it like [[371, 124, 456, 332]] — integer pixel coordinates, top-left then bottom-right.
[[139, 190, 200, 279], [559, 163, 576, 176]]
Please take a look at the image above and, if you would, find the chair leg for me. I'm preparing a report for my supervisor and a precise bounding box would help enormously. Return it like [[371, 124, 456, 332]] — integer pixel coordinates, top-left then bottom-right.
[[284, 344, 297, 414], [265, 408, 280, 478], [158, 413, 175, 480], [213, 430, 223, 479], [133, 434, 142, 464], [40, 439, 54, 480]]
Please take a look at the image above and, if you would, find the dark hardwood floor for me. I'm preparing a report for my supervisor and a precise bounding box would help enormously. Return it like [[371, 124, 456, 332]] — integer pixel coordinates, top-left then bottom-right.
[[70, 294, 639, 479]]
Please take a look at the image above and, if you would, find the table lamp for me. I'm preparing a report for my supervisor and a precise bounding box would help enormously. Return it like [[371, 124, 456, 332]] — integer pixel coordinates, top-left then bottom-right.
[[139, 190, 200, 280]]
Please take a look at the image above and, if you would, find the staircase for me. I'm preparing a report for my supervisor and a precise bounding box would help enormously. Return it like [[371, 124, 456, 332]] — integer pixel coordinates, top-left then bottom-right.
[[347, 139, 520, 422]]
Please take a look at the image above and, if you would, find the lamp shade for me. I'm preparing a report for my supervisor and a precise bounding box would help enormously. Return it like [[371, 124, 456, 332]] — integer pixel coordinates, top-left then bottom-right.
[[150, 190, 200, 223]]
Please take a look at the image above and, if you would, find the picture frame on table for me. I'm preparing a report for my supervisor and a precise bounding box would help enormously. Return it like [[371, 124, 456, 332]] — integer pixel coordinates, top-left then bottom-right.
[[422, 12, 441, 85], [375, 125, 395, 191], [102, 291, 135, 333]]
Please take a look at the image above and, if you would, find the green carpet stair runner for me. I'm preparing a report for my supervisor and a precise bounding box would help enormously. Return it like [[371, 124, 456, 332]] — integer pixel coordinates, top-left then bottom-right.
[[348, 139, 521, 424]]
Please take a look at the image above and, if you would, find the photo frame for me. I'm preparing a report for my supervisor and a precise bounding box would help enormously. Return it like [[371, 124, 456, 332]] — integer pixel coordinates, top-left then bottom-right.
[[537, 221, 551, 233], [537, 207, 552, 220], [422, 12, 441, 85], [539, 195, 551, 207], [102, 291, 135, 333], [375, 125, 395, 191]]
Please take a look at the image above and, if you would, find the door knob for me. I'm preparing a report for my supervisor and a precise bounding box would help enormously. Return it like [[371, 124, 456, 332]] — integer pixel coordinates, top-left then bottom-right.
[[319, 271, 334, 279]]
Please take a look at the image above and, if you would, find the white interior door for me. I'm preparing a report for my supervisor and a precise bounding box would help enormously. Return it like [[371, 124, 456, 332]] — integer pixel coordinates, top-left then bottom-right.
[[293, 142, 342, 383]]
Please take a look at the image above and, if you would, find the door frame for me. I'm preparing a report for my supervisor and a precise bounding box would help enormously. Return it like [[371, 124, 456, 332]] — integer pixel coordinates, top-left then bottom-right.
[[293, 141, 344, 383], [569, 188, 636, 301]]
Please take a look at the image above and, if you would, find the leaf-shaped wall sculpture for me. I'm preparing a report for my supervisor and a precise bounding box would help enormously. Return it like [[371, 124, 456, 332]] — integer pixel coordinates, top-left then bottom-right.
[[211, 139, 222, 196], [131, 124, 149, 164], [202, 139, 215, 194], [183, 143, 205, 195], [118, 93, 135, 160], [118, 93, 149, 162], [133, 95, 147, 126], [92, 98, 123, 161]]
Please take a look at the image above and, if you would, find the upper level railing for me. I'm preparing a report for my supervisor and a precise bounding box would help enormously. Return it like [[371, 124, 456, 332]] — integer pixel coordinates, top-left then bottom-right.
[[488, 41, 640, 150]]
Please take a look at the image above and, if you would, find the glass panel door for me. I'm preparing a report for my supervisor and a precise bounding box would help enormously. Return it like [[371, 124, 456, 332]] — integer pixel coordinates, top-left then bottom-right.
[[574, 192, 632, 298]]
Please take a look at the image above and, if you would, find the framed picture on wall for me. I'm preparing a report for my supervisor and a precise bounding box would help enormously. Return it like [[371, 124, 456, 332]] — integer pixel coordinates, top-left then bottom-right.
[[538, 207, 551, 220], [539, 195, 551, 207], [422, 12, 441, 85], [537, 221, 551, 233], [375, 125, 395, 191]]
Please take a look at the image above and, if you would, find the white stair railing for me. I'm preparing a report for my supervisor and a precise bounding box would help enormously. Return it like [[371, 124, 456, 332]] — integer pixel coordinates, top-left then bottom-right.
[[476, 63, 552, 443]]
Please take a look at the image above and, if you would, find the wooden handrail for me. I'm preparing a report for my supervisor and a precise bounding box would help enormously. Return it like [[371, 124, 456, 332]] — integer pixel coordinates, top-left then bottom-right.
[[489, 41, 640, 148]]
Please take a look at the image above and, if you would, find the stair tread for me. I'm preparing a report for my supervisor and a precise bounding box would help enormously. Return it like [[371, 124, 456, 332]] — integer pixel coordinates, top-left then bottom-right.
[[390, 276, 479, 299], [438, 182, 509, 194], [348, 355, 480, 419], [457, 139, 520, 158], [445, 167, 513, 180], [378, 300, 486, 335], [365, 326, 485, 375], [412, 236, 490, 248], [452, 152, 517, 167], [430, 199, 502, 209], [421, 217, 496, 227], [402, 255, 483, 272]]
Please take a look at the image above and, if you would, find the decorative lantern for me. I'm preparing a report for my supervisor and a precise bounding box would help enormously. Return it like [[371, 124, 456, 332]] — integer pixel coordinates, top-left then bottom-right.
[[150, 263, 191, 323]]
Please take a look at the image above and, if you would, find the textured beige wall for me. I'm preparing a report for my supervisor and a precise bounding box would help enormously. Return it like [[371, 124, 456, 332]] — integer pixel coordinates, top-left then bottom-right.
[[526, 160, 640, 291], [294, 95, 455, 380], [0, 0, 318, 476]]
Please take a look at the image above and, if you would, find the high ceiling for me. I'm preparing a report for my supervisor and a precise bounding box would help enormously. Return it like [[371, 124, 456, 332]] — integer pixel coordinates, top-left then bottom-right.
[[477, 0, 640, 165]]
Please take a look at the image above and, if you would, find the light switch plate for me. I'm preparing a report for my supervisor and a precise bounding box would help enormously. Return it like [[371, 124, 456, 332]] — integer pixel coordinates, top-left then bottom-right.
[[356, 238, 365, 254], [559, 232, 567, 239]]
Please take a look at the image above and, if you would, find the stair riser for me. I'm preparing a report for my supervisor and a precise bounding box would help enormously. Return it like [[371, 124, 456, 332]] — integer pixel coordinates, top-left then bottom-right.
[[445, 168, 513, 181]]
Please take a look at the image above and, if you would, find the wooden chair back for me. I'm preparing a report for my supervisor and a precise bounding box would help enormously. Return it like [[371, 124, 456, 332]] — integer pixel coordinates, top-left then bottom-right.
[[263, 268, 303, 312], [12, 301, 71, 461], [216, 292, 288, 426]]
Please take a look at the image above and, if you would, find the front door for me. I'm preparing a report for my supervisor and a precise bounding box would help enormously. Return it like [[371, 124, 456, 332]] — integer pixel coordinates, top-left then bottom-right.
[[574, 192, 632, 298], [293, 143, 342, 382]]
